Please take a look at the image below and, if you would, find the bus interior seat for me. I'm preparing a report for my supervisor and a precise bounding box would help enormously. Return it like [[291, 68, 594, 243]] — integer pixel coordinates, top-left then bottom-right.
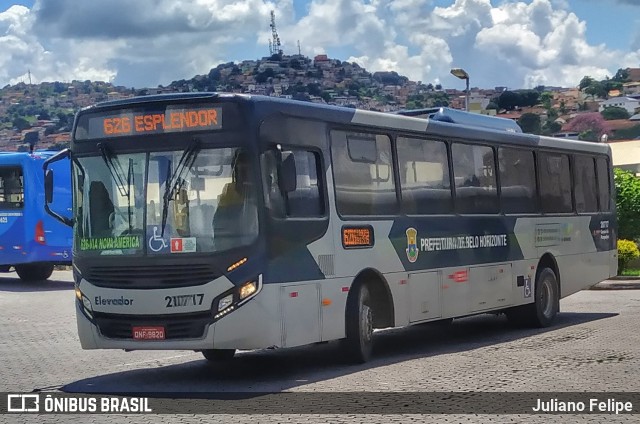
[[402, 187, 452, 214], [500, 185, 533, 213], [287, 187, 319, 216], [455, 186, 498, 213]]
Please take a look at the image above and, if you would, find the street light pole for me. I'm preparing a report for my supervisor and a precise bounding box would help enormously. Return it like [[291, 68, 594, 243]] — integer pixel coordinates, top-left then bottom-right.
[[450, 68, 470, 112]]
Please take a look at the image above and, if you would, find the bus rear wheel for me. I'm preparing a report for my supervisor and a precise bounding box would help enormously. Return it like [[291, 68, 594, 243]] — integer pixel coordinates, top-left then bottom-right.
[[507, 267, 559, 328], [15, 264, 54, 282], [202, 349, 235, 362], [342, 283, 374, 363]]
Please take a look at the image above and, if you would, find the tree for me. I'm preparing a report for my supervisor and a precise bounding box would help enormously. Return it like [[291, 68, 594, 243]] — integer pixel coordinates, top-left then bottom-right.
[[564, 113, 611, 140], [12, 117, 30, 131], [614, 168, 640, 241], [540, 92, 553, 111], [579, 76, 595, 91], [497, 91, 520, 111], [542, 120, 562, 135], [517, 113, 542, 134], [583, 81, 607, 99], [601, 106, 630, 120], [612, 68, 630, 83]]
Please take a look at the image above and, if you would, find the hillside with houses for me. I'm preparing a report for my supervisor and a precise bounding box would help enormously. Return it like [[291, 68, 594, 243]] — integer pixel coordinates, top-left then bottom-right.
[[0, 53, 639, 152]]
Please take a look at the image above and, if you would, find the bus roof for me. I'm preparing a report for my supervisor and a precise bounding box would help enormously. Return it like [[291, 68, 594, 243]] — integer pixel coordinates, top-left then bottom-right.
[[0, 151, 62, 163], [79, 92, 612, 157]]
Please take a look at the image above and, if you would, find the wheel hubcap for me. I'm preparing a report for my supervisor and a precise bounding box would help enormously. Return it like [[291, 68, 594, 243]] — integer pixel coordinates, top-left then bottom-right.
[[361, 304, 373, 343], [540, 278, 554, 318]]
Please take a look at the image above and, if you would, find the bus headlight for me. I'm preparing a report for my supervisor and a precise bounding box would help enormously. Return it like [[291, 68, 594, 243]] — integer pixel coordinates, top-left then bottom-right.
[[239, 281, 257, 300], [212, 275, 262, 321], [75, 287, 94, 319], [218, 294, 233, 312]]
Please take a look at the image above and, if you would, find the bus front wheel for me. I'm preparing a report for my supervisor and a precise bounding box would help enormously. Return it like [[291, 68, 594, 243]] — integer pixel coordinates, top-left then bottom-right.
[[507, 267, 559, 328], [202, 349, 235, 362], [342, 283, 374, 363], [15, 264, 54, 282]]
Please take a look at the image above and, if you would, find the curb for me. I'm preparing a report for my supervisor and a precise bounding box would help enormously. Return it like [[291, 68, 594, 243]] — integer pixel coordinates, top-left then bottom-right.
[[608, 276, 640, 281], [589, 282, 640, 290]]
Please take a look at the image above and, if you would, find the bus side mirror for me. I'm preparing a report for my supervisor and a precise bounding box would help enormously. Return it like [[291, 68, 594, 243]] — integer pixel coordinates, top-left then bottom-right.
[[43, 148, 73, 227], [278, 152, 297, 193], [45, 169, 54, 204]]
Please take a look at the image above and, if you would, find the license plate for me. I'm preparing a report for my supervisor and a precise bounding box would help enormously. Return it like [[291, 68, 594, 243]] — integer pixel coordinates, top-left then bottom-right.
[[132, 326, 165, 340]]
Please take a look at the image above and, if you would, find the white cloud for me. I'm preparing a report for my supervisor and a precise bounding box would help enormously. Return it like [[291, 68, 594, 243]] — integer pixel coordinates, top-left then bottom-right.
[[0, 0, 637, 89]]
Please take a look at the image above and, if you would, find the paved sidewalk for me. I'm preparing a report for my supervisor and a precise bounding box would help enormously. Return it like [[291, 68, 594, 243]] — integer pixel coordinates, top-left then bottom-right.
[[590, 277, 640, 290]]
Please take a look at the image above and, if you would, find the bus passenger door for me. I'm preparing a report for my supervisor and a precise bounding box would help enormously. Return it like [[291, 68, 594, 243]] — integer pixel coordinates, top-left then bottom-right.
[[408, 271, 441, 322]]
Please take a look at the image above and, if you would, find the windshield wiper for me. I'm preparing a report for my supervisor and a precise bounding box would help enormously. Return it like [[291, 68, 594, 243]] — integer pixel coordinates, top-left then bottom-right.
[[159, 140, 201, 237], [98, 143, 133, 233], [98, 143, 130, 197]]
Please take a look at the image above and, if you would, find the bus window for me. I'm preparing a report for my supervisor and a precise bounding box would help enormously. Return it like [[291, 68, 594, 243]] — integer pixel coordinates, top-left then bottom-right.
[[262, 149, 324, 218], [396, 137, 452, 214], [498, 147, 537, 214], [596, 157, 611, 212], [330, 130, 397, 216], [539, 152, 572, 213], [452, 143, 498, 214], [573, 156, 598, 213], [0, 167, 24, 209]]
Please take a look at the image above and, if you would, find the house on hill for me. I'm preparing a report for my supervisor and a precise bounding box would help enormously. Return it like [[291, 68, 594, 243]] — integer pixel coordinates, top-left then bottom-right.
[[599, 97, 640, 115]]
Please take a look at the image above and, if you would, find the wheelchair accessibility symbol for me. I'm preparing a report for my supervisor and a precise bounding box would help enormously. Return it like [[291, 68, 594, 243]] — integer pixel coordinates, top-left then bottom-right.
[[148, 226, 169, 253], [524, 276, 532, 298]]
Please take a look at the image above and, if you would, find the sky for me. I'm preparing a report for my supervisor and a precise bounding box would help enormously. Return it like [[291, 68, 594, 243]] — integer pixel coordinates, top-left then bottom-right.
[[0, 0, 638, 91]]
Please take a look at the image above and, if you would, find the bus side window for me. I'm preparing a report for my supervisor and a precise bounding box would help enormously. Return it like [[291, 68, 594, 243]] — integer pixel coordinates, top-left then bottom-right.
[[573, 155, 598, 213], [539, 152, 572, 213], [396, 137, 452, 214], [596, 157, 611, 212], [262, 149, 324, 218], [498, 147, 537, 214], [452, 143, 498, 214], [0, 167, 24, 209]]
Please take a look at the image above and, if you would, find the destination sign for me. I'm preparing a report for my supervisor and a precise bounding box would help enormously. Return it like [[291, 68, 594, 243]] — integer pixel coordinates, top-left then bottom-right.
[[78, 105, 223, 140], [342, 226, 374, 248]]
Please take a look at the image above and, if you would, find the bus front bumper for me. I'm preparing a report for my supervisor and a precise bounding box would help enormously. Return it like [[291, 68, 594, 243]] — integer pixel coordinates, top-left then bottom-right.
[[75, 282, 282, 351]]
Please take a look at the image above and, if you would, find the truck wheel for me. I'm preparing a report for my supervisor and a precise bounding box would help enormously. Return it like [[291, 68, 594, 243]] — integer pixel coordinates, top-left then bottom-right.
[[342, 283, 374, 363], [15, 264, 55, 281]]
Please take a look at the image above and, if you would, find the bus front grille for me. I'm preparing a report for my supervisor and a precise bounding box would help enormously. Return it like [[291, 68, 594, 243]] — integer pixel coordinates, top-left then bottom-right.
[[85, 263, 219, 289], [93, 311, 212, 340]]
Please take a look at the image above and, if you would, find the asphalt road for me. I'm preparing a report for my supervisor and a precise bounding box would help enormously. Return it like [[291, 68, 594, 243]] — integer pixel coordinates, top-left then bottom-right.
[[1, 270, 639, 423]]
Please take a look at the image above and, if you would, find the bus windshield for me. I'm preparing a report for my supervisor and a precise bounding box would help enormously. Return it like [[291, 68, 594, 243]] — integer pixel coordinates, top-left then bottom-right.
[[73, 147, 258, 256]]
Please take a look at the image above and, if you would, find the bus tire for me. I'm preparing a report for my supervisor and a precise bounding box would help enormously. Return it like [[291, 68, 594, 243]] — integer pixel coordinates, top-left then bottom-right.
[[507, 267, 559, 328], [202, 349, 235, 362], [15, 264, 54, 282], [342, 283, 374, 363]]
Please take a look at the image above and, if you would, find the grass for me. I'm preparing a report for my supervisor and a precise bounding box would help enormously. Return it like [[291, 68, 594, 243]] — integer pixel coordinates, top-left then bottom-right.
[[619, 268, 640, 277]]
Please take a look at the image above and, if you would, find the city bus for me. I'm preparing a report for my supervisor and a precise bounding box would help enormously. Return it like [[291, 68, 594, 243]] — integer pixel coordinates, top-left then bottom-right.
[[44, 93, 617, 363], [0, 151, 72, 281]]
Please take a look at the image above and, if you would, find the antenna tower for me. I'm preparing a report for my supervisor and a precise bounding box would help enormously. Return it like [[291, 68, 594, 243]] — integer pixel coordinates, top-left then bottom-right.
[[269, 10, 282, 57]]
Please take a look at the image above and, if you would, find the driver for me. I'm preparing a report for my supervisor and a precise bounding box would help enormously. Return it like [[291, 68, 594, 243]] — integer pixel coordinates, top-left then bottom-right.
[[213, 150, 258, 249]]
